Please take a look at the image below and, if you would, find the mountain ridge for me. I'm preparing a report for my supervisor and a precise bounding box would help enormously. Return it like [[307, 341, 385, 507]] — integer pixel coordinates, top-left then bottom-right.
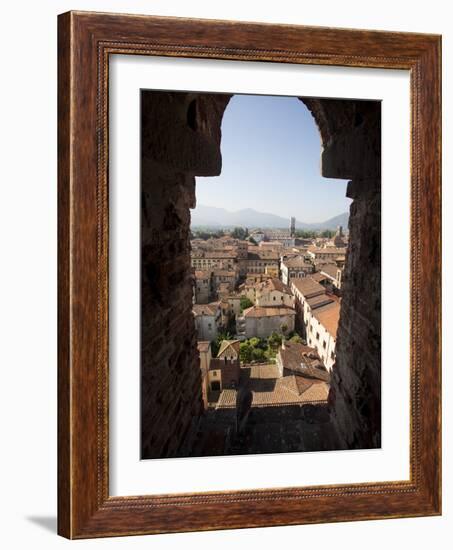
[[191, 205, 349, 231]]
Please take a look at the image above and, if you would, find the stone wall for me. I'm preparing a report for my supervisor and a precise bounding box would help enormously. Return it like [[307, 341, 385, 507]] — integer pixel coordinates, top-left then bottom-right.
[[141, 91, 381, 457], [141, 91, 231, 458], [302, 98, 382, 449]]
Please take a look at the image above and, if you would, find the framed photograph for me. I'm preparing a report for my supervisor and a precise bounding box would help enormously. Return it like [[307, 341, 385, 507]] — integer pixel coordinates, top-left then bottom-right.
[[58, 11, 441, 538]]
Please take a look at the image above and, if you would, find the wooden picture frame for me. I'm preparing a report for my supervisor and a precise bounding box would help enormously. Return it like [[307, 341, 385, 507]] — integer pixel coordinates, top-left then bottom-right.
[[58, 10, 441, 539]]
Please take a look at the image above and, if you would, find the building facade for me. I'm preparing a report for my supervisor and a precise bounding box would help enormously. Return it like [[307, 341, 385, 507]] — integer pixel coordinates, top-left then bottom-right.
[[193, 303, 222, 341], [280, 255, 314, 284], [238, 305, 296, 339]]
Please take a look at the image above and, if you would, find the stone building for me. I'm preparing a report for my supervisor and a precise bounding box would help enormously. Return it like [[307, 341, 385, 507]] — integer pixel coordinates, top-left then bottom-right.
[[238, 305, 296, 339], [253, 277, 295, 308], [212, 269, 237, 293], [320, 263, 344, 292], [280, 255, 314, 284], [333, 225, 346, 247], [193, 270, 213, 304], [308, 301, 340, 371], [246, 249, 279, 275], [291, 277, 328, 331], [207, 340, 241, 393], [197, 341, 212, 408], [191, 249, 238, 272], [291, 277, 340, 370], [307, 246, 347, 262], [193, 303, 222, 341]]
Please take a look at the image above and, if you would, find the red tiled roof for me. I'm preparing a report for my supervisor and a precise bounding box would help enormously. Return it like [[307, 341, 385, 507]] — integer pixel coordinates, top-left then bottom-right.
[[244, 373, 329, 407], [195, 270, 212, 279], [308, 247, 347, 255], [217, 340, 241, 357], [247, 251, 279, 261], [310, 271, 328, 283], [282, 256, 312, 269], [216, 389, 237, 409], [278, 341, 330, 382], [197, 341, 211, 353], [312, 301, 341, 339], [320, 263, 339, 279], [213, 270, 236, 277], [242, 305, 296, 318], [193, 303, 218, 316], [291, 278, 326, 298], [307, 294, 335, 310], [254, 277, 292, 295]]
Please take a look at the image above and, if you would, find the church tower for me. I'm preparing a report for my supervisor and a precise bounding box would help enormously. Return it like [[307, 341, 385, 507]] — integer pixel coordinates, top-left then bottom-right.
[[290, 216, 296, 237]]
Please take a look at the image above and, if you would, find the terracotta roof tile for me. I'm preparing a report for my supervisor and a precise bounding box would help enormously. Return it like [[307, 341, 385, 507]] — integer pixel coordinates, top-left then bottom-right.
[[320, 263, 339, 279], [217, 340, 241, 357], [193, 303, 218, 316], [312, 302, 341, 339], [282, 256, 312, 269], [197, 341, 211, 353], [216, 389, 237, 409], [291, 278, 326, 298], [307, 294, 335, 309], [242, 306, 296, 318]]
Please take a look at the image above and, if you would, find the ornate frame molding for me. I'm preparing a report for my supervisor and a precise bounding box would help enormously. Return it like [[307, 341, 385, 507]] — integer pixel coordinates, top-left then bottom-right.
[[58, 11, 441, 538]]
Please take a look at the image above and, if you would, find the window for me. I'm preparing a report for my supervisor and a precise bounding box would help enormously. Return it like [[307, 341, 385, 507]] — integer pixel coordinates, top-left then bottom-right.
[[316, 332, 319, 340], [323, 341, 326, 349], [331, 351, 335, 360]]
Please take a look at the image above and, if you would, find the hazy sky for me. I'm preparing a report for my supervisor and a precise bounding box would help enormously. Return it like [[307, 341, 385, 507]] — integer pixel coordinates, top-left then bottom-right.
[[194, 94, 352, 224]]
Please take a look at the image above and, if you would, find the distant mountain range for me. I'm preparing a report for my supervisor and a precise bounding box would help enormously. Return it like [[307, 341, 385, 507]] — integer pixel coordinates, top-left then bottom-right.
[[191, 205, 349, 231]]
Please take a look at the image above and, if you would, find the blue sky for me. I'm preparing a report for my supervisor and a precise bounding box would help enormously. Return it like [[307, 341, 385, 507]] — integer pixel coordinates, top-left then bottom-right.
[[194, 94, 352, 224]]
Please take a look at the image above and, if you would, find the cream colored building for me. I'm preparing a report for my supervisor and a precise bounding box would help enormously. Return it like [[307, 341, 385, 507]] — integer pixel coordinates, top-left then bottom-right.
[[197, 341, 212, 408], [241, 277, 294, 308], [246, 250, 279, 275], [307, 246, 346, 262], [280, 255, 314, 284], [291, 277, 341, 371], [306, 302, 340, 371]]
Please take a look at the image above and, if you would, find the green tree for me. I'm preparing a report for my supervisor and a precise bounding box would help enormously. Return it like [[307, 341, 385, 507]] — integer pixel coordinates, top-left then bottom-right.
[[252, 347, 265, 362], [248, 337, 261, 348], [267, 332, 282, 350], [239, 342, 253, 363], [295, 229, 317, 239], [231, 226, 248, 240], [226, 314, 236, 335], [289, 334, 303, 344], [210, 339, 220, 357], [240, 295, 254, 312]]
